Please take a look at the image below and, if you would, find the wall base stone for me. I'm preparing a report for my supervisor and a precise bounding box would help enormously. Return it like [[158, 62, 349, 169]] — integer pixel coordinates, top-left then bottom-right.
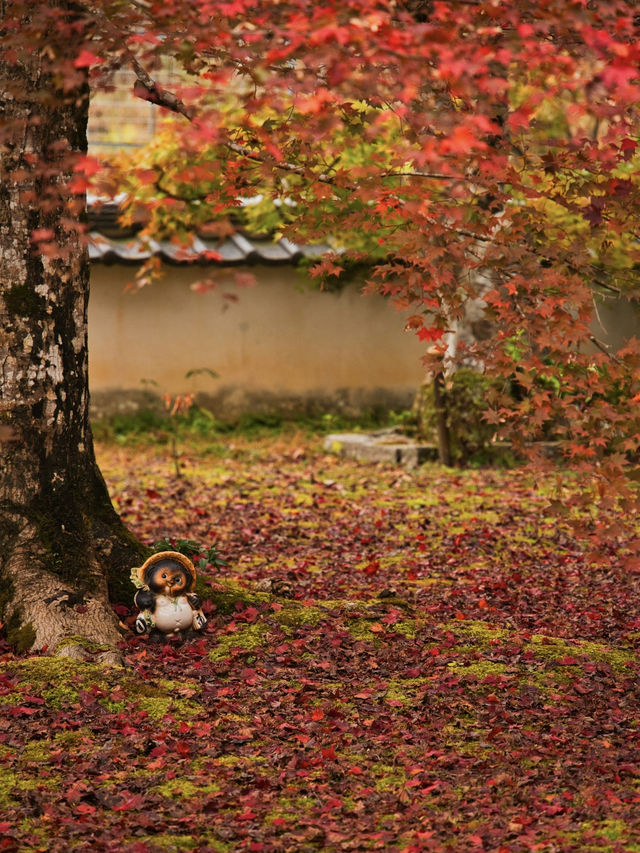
[[90, 387, 418, 422]]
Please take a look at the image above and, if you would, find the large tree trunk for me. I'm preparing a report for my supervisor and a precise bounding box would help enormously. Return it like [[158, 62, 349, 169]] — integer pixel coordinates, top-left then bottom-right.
[[0, 2, 148, 659]]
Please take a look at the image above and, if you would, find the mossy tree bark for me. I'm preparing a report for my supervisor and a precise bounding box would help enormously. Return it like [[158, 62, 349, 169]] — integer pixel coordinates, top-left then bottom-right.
[[0, 1, 148, 658]]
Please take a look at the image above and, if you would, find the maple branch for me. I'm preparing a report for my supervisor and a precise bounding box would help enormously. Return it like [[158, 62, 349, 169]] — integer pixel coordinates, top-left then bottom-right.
[[227, 148, 469, 187], [81, 2, 195, 119], [589, 335, 624, 364], [583, 274, 622, 297], [117, 44, 479, 195], [566, 260, 622, 296], [126, 61, 341, 186], [122, 51, 471, 191], [380, 170, 463, 181], [224, 140, 335, 184], [152, 169, 212, 203], [130, 57, 195, 120], [435, 220, 494, 243]]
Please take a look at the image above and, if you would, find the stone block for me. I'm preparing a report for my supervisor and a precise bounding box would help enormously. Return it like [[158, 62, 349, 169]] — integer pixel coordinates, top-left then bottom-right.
[[324, 433, 438, 469]]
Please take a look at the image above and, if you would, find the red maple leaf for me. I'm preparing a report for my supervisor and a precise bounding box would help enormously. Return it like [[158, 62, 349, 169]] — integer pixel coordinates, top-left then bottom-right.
[[417, 326, 444, 342], [73, 49, 102, 69]]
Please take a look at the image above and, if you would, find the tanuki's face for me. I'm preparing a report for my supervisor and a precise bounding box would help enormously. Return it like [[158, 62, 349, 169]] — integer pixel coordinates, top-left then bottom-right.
[[149, 564, 189, 597]]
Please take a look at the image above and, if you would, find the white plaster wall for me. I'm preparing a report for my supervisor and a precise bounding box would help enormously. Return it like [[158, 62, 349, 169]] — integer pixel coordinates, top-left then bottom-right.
[[88, 264, 426, 413]]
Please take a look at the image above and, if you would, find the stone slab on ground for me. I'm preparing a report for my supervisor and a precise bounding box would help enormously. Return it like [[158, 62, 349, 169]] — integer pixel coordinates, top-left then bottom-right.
[[324, 432, 438, 469]]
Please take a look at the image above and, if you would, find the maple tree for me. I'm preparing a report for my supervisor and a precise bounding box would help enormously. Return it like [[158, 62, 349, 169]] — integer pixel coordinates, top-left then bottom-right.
[[1, 0, 640, 654]]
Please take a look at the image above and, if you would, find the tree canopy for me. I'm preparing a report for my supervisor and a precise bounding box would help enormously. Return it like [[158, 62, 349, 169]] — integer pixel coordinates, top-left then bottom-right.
[[4, 0, 640, 545], [101, 1, 640, 529]]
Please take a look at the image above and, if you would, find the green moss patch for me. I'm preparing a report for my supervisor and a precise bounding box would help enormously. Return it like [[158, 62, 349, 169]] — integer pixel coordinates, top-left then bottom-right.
[[208, 623, 269, 661], [271, 603, 323, 629], [446, 660, 510, 680], [197, 578, 271, 614], [2, 658, 203, 721], [150, 778, 221, 799], [128, 835, 231, 852], [446, 619, 637, 674]]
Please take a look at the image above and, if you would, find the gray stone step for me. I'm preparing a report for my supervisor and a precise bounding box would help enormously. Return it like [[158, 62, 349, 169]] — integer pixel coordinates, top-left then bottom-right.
[[324, 432, 438, 469]]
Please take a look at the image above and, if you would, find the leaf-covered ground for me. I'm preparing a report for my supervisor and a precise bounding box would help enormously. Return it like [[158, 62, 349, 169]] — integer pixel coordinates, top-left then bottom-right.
[[2, 431, 640, 852]]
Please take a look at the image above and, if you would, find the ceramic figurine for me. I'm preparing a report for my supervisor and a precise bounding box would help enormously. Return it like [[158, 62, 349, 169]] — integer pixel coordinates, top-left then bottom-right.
[[132, 551, 207, 637]]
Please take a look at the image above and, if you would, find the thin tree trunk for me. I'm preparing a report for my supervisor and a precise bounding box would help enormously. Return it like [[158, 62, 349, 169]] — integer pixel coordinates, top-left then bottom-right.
[[0, 2, 147, 659], [432, 372, 452, 467]]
